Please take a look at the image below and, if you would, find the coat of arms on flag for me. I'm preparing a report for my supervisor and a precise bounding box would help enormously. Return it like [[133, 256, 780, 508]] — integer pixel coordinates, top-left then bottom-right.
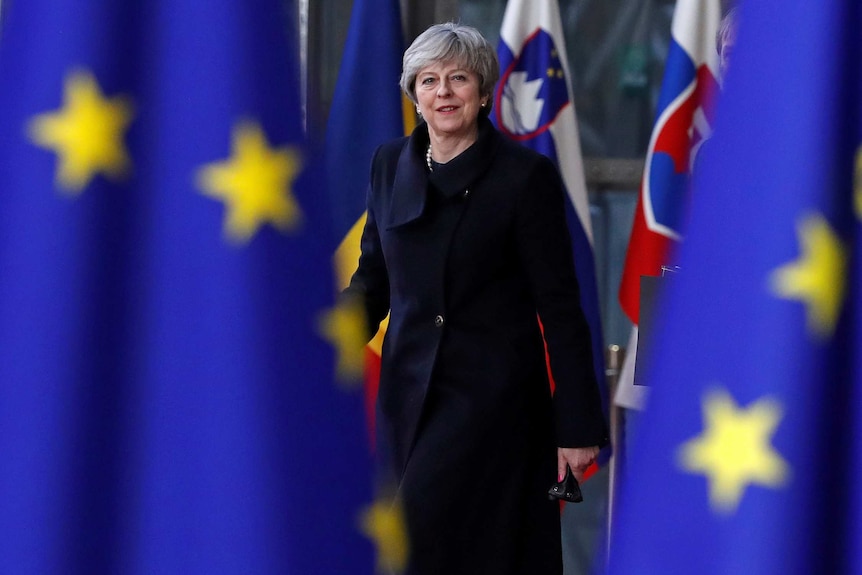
[[496, 29, 571, 142]]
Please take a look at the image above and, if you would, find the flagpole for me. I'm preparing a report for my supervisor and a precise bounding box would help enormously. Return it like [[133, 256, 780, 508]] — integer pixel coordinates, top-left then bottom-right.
[[605, 344, 624, 561], [298, 0, 308, 132]]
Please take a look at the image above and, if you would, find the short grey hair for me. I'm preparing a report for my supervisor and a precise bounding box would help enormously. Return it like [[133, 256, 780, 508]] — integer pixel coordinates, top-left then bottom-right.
[[400, 22, 499, 116]]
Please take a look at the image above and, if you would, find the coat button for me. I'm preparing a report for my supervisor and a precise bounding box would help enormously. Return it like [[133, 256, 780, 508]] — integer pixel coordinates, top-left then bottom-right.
[[434, 315, 444, 328]]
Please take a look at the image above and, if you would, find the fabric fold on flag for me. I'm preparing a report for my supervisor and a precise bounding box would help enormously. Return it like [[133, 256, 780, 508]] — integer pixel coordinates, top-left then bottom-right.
[[324, 0, 407, 243]]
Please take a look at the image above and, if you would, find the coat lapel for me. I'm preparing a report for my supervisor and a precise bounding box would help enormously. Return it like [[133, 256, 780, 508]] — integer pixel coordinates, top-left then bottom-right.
[[386, 130, 430, 229], [386, 119, 501, 228]]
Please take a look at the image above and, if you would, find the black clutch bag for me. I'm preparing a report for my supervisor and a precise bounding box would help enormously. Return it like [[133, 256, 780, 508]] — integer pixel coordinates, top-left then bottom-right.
[[547, 466, 583, 503]]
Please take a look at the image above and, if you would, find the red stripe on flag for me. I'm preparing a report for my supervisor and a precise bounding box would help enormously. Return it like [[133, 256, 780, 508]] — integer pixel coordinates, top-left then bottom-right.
[[618, 199, 676, 324], [363, 347, 382, 451]]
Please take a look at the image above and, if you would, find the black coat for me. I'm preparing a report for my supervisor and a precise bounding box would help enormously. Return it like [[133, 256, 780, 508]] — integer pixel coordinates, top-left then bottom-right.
[[347, 119, 608, 575]]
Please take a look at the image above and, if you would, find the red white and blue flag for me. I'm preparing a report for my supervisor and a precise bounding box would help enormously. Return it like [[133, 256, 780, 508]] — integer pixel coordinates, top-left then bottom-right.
[[619, 0, 722, 324], [494, 0, 608, 474], [614, 0, 721, 410]]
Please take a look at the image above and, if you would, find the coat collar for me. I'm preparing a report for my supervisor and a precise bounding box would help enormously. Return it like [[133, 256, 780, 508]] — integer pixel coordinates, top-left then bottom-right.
[[387, 118, 500, 229]]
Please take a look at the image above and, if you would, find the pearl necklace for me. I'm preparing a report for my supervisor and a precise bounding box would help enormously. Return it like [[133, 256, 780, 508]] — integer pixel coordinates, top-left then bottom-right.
[[426, 143, 433, 172]]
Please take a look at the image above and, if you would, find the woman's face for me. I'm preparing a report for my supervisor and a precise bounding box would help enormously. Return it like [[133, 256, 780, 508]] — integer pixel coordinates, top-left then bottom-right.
[[415, 60, 487, 142]]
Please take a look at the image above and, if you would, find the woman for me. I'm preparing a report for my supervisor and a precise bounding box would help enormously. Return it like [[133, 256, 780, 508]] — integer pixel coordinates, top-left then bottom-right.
[[345, 22, 609, 574]]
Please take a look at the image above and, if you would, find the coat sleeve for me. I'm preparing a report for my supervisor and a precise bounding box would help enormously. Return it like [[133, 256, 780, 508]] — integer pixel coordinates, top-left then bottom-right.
[[343, 146, 391, 342], [514, 155, 609, 448]]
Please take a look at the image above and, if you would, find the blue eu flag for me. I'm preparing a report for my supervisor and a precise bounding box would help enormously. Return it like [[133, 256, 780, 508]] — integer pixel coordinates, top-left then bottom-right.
[[609, 1, 861, 573], [0, 1, 376, 573]]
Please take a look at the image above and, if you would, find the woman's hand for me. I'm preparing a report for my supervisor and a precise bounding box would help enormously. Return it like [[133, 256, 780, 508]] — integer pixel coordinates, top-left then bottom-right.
[[558, 446, 600, 483]]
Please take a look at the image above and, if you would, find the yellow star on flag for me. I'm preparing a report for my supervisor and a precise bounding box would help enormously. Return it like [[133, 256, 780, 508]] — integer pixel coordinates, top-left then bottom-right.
[[27, 70, 134, 193], [197, 122, 303, 242], [334, 218, 389, 357], [854, 147, 862, 220], [769, 213, 847, 338], [677, 387, 789, 514], [317, 298, 367, 384], [359, 495, 409, 574]]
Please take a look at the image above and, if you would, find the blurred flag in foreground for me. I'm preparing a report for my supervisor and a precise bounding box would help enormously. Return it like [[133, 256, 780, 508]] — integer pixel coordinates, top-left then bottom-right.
[[614, 0, 721, 410], [609, 1, 861, 573], [0, 1, 376, 573], [493, 0, 609, 476]]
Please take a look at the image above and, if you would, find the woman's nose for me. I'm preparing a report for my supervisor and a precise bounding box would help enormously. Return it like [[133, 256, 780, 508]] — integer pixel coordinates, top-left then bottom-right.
[[437, 80, 452, 96]]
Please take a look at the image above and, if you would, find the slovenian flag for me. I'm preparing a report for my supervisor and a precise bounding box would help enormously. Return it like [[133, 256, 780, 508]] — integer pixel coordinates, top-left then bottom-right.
[[493, 0, 609, 474]]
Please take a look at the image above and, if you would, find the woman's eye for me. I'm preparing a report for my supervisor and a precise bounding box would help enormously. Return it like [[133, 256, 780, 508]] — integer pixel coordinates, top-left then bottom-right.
[[421, 77, 435, 85]]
